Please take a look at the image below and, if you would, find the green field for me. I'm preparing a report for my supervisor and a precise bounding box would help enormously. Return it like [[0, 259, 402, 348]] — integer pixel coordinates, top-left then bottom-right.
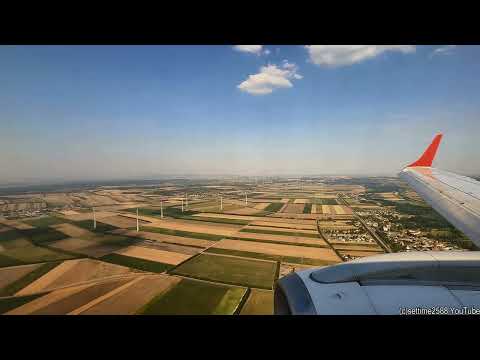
[[138, 278, 247, 315], [240, 289, 273, 315], [191, 202, 244, 213], [141, 226, 224, 241], [171, 253, 277, 289], [128, 207, 188, 218], [23, 216, 65, 228], [205, 247, 336, 266], [0, 246, 76, 267], [100, 253, 172, 273], [0, 294, 45, 314], [184, 216, 250, 225], [226, 236, 327, 249], [129, 206, 250, 225], [0, 230, 31, 250], [24, 216, 119, 234], [0, 253, 23, 268], [239, 228, 319, 239], [263, 203, 284, 213], [303, 203, 313, 214], [184, 201, 219, 211], [20, 227, 68, 244], [73, 220, 118, 233], [0, 261, 62, 296], [0, 229, 25, 241], [0, 237, 31, 250], [314, 198, 338, 205], [160, 200, 243, 214], [82, 234, 137, 246]]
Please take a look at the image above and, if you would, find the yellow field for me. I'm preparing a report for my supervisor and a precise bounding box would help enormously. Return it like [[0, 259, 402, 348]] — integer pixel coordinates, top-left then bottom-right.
[[212, 239, 341, 262], [97, 215, 149, 229], [145, 218, 243, 237], [0, 263, 43, 290], [293, 199, 309, 204], [112, 229, 214, 248], [51, 223, 94, 238], [61, 210, 117, 222], [16, 259, 137, 296], [249, 220, 316, 230], [48, 237, 124, 258], [59, 210, 80, 216], [233, 232, 328, 247], [260, 217, 316, 225], [192, 213, 259, 221], [226, 207, 262, 215], [282, 204, 305, 214], [7, 276, 140, 315], [253, 203, 270, 210], [244, 225, 318, 236], [314, 193, 337, 199], [376, 192, 403, 201], [115, 245, 191, 265], [0, 218, 35, 230], [77, 274, 181, 315], [7, 283, 93, 315]]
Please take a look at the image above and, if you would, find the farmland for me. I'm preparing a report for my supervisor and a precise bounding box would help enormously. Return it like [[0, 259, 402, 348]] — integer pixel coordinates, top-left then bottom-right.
[[138, 278, 247, 315], [101, 253, 173, 273], [240, 289, 274, 315], [171, 253, 277, 289], [1, 175, 464, 315]]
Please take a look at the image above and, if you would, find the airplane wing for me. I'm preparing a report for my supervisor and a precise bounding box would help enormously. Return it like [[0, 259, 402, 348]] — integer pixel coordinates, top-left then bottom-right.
[[399, 133, 480, 248], [274, 133, 480, 315]]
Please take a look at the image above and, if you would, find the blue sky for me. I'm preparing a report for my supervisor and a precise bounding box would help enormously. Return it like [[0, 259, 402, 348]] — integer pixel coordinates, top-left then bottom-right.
[[1, 45, 480, 184]]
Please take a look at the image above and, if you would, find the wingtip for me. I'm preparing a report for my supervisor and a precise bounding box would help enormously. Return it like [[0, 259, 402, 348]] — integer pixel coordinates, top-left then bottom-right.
[[407, 133, 443, 167]]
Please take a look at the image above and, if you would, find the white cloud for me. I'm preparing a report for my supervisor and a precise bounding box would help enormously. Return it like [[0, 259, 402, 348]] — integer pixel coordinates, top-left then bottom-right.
[[237, 63, 302, 95], [282, 60, 303, 79], [233, 45, 263, 55], [431, 45, 456, 57], [305, 45, 416, 67], [264, 49, 271, 55], [282, 60, 295, 70]]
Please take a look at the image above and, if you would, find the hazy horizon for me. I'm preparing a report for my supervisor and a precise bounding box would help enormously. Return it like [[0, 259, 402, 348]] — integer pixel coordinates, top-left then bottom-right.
[[2, 45, 480, 185]]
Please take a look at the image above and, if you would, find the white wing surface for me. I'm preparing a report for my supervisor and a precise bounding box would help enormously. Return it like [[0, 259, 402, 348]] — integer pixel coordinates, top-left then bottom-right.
[[399, 134, 480, 247]]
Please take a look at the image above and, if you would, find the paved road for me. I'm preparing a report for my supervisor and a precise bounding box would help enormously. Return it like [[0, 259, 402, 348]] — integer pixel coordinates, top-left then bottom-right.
[[315, 219, 344, 261], [337, 194, 392, 253]]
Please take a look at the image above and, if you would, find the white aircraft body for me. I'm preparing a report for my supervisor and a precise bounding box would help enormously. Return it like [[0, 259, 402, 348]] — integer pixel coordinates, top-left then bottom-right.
[[274, 134, 480, 315]]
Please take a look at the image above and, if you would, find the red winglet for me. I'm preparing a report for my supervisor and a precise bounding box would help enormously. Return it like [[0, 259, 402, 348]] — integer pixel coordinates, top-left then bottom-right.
[[407, 133, 443, 167]]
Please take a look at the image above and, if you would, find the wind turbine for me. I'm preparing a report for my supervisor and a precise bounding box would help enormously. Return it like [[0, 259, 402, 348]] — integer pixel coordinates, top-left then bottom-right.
[[136, 208, 139, 232]]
